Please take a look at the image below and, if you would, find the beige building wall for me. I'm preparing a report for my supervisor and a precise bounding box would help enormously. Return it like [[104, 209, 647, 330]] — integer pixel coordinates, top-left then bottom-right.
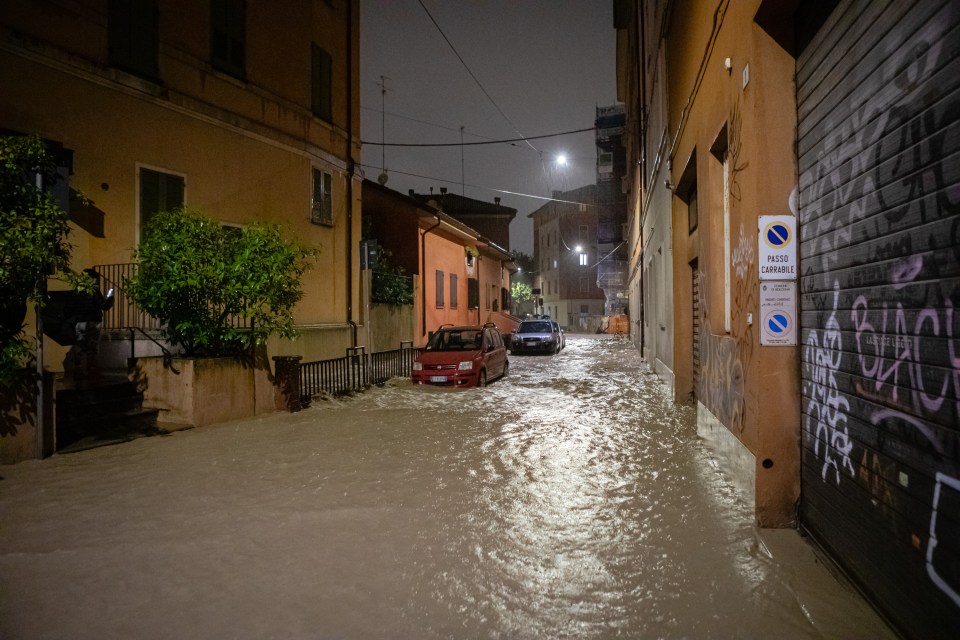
[[665, 0, 800, 527], [617, 0, 801, 527]]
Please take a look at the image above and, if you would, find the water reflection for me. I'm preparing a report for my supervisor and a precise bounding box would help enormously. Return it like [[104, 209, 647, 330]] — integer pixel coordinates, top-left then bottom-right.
[[329, 336, 846, 638]]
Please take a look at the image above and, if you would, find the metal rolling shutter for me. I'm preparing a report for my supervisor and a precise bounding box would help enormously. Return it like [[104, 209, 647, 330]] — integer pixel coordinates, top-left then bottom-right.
[[692, 260, 701, 400], [796, 1, 960, 636]]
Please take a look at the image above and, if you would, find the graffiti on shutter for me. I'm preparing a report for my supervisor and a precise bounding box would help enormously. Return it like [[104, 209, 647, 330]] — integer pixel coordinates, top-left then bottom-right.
[[797, 0, 960, 636]]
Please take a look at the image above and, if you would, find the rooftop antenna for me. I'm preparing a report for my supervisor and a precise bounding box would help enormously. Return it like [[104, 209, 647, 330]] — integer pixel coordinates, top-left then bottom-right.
[[377, 75, 390, 185]]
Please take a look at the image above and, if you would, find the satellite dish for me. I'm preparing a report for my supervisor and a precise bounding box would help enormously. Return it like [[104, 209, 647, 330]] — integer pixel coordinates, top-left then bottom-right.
[[377, 172, 389, 185]]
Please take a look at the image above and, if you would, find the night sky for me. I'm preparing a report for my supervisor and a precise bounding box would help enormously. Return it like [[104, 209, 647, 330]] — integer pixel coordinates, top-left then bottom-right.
[[360, 1, 618, 254]]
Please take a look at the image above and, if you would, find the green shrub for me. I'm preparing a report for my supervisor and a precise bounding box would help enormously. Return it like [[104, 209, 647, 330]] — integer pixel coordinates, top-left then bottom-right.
[[128, 209, 317, 357], [511, 281, 533, 304], [371, 262, 414, 306], [0, 135, 79, 385]]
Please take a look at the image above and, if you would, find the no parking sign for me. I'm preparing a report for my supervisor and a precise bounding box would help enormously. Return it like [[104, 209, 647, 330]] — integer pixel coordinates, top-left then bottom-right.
[[759, 281, 797, 346], [758, 215, 796, 280]]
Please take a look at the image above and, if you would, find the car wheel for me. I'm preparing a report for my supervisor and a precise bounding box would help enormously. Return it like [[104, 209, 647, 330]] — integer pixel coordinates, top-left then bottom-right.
[[478, 370, 487, 387]]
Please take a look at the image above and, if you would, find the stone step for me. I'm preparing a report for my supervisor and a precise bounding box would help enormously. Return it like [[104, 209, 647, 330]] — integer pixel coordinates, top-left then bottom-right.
[[55, 375, 164, 453]]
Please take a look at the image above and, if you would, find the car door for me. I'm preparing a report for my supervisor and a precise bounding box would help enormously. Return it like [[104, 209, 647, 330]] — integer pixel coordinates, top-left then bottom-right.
[[484, 328, 504, 376]]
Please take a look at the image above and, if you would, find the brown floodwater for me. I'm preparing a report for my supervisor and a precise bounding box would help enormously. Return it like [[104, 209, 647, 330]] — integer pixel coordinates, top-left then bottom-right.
[[0, 335, 894, 639]]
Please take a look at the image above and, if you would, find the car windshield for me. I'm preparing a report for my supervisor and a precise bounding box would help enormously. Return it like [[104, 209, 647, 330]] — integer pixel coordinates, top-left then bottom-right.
[[425, 329, 482, 351], [517, 321, 552, 334]]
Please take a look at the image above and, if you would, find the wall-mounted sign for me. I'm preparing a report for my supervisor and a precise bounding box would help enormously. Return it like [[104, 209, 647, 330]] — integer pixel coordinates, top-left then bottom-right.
[[758, 215, 797, 280], [760, 281, 797, 346]]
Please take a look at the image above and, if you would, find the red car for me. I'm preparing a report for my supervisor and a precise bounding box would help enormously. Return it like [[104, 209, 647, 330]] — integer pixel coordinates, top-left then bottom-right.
[[412, 323, 509, 388]]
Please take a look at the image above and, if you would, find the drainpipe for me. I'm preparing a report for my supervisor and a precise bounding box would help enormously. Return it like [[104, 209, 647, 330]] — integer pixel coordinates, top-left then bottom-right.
[[35, 274, 45, 458], [476, 254, 482, 325], [421, 214, 442, 338], [637, 1, 647, 354], [345, 0, 356, 346]]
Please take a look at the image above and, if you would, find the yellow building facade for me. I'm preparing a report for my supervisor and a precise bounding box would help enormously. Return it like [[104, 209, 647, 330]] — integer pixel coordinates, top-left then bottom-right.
[[1, 0, 361, 366]]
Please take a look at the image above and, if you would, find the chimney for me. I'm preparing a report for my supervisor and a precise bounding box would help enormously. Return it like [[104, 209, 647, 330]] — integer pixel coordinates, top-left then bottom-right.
[[494, 197, 501, 206], [409, 189, 415, 197], [440, 187, 447, 195]]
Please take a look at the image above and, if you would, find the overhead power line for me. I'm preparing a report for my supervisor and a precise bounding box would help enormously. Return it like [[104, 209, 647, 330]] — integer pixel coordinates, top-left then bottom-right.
[[417, 0, 539, 154], [361, 105, 518, 145], [357, 161, 596, 208], [361, 126, 596, 148]]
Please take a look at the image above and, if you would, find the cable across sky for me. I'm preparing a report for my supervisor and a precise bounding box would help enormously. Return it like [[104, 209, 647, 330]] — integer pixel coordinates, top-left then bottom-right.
[[361, 126, 597, 148]]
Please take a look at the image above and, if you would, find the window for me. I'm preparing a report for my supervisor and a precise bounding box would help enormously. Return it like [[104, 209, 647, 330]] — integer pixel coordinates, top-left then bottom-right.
[[580, 277, 589, 293], [211, 0, 246, 78], [677, 150, 699, 234], [580, 304, 589, 314], [552, 258, 558, 269], [450, 274, 458, 309], [579, 253, 589, 266], [109, 0, 158, 79], [139, 167, 184, 238], [579, 224, 589, 241], [311, 168, 332, 225], [312, 44, 333, 122], [435, 270, 445, 308], [687, 185, 699, 234], [467, 278, 479, 309]]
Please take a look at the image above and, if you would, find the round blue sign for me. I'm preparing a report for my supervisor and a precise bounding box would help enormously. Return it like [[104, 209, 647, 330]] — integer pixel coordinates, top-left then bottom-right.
[[765, 223, 791, 248], [767, 313, 789, 334]]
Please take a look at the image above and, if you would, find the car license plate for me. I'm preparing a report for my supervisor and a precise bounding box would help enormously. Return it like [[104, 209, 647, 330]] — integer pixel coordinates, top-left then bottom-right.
[[430, 376, 447, 383]]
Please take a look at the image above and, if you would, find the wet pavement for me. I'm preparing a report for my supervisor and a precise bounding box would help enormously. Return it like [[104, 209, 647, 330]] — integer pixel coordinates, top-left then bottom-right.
[[0, 335, 895, 639]]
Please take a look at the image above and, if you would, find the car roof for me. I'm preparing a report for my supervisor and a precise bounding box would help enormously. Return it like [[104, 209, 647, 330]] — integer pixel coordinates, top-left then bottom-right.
[[435, 323, 499, 331]]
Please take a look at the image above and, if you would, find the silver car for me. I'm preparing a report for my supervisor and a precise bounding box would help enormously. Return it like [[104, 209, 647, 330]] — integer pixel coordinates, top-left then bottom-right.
[[511, 319, 561, 354], [552, 321, 565, 350]]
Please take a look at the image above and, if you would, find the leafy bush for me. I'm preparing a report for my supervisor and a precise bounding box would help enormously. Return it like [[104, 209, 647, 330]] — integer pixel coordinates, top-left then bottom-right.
[[511, 281, 533, 304], [128, 209, 317, 357], [0, 135, 77, 385], [371, 262, 414, 306]]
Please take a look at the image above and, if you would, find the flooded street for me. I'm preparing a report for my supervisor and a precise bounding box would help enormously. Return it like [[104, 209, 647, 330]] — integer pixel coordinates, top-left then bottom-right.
[[0, 336, 893, 639]]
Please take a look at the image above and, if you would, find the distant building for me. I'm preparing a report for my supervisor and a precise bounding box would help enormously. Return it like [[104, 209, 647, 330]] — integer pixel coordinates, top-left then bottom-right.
[[594, 104, 629, 316], [363, 181, 517, 343], [408, 189, 517, 252], [529, 184, 607, 332]]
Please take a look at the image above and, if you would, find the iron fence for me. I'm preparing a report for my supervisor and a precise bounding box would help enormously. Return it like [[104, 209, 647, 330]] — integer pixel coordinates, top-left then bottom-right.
[[94, 263, 162, 331], [94, 263, 252, 332], [299, 342, 422, 403]]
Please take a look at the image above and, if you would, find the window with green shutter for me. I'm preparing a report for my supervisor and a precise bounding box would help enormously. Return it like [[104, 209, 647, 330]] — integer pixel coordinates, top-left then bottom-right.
[[311, 168, 333, 226], [311, 44, 333, 122], [211, 0, 246, 78], [109, 0, 158, 79], [139, 168, 184, 238]]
